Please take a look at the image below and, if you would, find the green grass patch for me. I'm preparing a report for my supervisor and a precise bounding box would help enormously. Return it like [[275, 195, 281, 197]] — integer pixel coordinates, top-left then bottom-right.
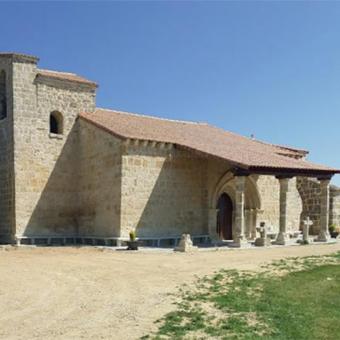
[[144, 252, 340, 339]]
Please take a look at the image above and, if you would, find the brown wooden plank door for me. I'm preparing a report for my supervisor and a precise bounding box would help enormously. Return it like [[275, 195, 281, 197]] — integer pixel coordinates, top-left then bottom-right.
[[216, 193, 233, 240]]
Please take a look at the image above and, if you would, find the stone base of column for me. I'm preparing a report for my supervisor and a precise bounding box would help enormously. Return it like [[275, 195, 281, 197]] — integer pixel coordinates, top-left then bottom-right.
[[254, 237, 271, 247], [274, 232, 290, 245], [317, 230, 331, 242], [230, 237, 251, 248]]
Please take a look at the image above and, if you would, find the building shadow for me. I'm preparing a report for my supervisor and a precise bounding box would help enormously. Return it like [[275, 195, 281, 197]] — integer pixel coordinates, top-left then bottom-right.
[[22, 121, 122, 241], [124, 146, 209, 241]]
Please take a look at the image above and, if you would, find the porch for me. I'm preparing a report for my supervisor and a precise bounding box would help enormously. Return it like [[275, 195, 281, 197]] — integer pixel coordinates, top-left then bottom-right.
[[208, 166, 336, 248]]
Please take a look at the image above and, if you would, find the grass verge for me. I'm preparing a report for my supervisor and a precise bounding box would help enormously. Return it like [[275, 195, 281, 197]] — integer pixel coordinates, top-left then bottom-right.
[[142, 252, 340, 339]]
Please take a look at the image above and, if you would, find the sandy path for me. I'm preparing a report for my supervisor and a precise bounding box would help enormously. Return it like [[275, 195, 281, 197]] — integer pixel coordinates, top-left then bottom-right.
[[0, 242, 339, 339]]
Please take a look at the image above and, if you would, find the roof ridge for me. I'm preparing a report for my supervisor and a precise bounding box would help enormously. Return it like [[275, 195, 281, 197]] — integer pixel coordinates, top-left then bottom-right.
[[94, 108, 306, 155], [38, 68, 77, 76], [252, 139, 309, 155], [96, 108, 207, 126]]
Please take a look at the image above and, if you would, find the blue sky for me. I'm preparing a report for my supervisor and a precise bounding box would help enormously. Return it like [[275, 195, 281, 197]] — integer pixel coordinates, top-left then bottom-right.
[[2, 1, 340, 183]]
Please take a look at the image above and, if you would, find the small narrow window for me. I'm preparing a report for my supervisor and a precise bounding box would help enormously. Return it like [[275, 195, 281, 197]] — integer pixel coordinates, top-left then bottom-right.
[[0, 70, 7, 120], [49, 111, 63, 135]]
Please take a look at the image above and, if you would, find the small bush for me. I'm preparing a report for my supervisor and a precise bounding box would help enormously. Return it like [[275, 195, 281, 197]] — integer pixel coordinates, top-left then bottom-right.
[[329, 224, 336, 233], [129, 229, 136, 241]]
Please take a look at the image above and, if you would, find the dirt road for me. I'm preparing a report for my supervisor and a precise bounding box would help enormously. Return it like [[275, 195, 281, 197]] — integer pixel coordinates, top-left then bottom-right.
[[1, 243, 340, 339]]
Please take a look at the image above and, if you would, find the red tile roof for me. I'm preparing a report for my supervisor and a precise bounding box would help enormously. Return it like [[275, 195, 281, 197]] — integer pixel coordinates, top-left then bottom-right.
[[79, 109, 339, 175], [36, 69, 97, 87]]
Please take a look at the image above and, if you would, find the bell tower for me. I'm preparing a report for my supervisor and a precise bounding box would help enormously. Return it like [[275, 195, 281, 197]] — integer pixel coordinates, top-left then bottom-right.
[[0, 53, 39, 242]]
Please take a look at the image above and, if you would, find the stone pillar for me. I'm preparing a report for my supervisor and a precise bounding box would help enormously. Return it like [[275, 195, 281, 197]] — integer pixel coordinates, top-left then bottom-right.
[[275, 177, 291, 245], [208, 208, 219, 243], [250, 209, 258, 240], [245, 209, 251, 239], [317, 178, 331, 242], [233, 176, 248, 247]]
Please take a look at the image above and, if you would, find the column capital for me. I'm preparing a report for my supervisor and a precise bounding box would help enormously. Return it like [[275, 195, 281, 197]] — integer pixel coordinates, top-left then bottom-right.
[[318, 177, 331, 186], [234, 175, 246, 190], [232, 168, 250, 177], [317, 174, 333, 181], [277, 176, 291, 192], [275, 175, 294, 180]]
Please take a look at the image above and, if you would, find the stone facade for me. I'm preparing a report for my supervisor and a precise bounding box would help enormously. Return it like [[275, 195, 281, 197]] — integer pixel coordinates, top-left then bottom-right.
[[296, 177, 321, 234], [330, 186, 340, 227], [257, 176, 302, 233], [13, 62, 96, 238], [120, 142, 208, 238], [0, 58, 14, 242], [78, 120, 122, 237], [0, 53, 339, 245]]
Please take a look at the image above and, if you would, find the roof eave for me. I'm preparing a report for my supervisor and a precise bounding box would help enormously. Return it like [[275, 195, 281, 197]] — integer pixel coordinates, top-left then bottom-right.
[[245, 166, 340, 178]]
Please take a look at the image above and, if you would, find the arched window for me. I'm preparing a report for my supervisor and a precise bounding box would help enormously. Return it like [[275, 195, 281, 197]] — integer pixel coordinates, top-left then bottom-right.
[[0, 70, 7, 120], [49, 111, 63, 135]]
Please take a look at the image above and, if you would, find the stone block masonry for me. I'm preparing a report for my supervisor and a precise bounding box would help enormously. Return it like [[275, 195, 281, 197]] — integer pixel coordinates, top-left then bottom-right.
[[0, 57, 14, 242], [1, 52, 339, 245], [13, 61, 96, 238], [120, 141, 209, 239], [77, 120, 122, 237]]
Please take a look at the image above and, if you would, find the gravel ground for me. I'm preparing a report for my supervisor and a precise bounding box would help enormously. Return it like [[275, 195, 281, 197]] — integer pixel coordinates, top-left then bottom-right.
[[0, 242, 339, 340]]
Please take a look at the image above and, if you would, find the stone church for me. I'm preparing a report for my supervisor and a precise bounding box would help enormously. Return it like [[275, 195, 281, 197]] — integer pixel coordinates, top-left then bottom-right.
[[0, 52, 339, 247]]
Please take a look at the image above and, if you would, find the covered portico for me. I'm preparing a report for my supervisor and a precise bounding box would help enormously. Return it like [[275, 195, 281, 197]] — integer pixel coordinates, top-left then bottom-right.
[[213, 166, 337, 247]]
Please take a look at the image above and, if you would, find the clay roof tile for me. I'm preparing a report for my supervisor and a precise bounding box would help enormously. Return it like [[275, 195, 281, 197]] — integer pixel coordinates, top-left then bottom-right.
[[79, 108, 339, 175]]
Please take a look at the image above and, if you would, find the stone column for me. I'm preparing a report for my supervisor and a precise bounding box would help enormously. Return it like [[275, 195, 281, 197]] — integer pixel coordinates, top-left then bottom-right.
[[208, 208, 220, 243], [233, 176, 248, 247], [317, 178, 331, 242], [275, 177, 291, 245], [249, 209, 257, 240], [245, 209, 251, 239]]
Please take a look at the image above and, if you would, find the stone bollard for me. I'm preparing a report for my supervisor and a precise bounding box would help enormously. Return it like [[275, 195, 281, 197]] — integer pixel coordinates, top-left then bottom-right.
[[174, 234, 198, 252]]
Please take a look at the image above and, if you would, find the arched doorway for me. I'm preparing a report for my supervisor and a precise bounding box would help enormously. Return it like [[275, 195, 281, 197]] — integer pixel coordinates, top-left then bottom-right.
[[216, 193, 233, 240]]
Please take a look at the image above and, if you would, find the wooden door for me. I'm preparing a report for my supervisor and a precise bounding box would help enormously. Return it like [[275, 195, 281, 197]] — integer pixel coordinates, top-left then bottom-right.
[[216, 193, 233, 240]]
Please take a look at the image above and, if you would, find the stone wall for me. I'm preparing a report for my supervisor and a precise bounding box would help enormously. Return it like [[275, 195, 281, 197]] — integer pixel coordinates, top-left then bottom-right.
[[11, 58, 96, 237], [120, 143, 208, 238], [296, 177, 321, 234], [77, 120, 122, 237], [2, 54, 333, 243], [330, 186, 340, 227], [257, 176, 302, 233], [119, 145, 304, 240], [0, 58, 14, 242]]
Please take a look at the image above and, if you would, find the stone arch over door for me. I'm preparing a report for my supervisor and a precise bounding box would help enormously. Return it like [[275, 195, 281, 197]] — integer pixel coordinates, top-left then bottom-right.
[[210, 172, 262, 240]]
